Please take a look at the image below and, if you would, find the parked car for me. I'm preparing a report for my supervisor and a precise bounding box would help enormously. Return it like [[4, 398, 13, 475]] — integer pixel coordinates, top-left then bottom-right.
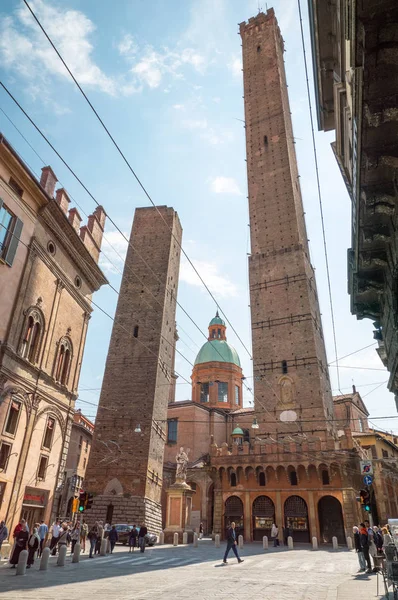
[[113, 524, 133, 545], [145, 532, 157, 546]]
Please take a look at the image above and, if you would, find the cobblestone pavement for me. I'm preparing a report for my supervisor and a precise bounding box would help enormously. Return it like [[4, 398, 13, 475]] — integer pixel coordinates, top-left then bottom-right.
[[0, 540, 388, 599]]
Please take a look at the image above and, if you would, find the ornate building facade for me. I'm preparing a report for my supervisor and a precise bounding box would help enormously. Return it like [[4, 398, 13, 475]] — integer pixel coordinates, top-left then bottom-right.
[[0, 134, 107, 532]]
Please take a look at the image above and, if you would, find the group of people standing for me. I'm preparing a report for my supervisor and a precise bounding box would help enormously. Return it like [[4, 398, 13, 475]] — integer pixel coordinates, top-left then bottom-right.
[[128, 524, 148, 553], [353, 520, 392, 573]]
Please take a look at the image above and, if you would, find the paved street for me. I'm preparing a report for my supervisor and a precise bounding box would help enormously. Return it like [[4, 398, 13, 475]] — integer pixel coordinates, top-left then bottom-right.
[[0, 540, 387, 599]]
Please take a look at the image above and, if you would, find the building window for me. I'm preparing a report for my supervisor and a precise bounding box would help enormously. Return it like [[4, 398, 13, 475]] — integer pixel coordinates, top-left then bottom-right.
[[9, 178, 23, 197], [230, 473, 237, 487], [382, 449, 389, 458], [217, 328, 221, 338], [235, 385, 240, 405], [55, 337, 73, 385], [218, 382, 228, 403], [42, 417, 55, 450], [85, 440, 89, 452], [0, 442, 11, 471], [0, 200, 23, 267], [289, 470, 298, 486], [4, 399, 21, 436], [37, 455, 48, 480], [20, 309, 44, 364], [259, 472, 266, 487], [321, 470, 330, 485], [264, 135, 268, 146], [282, 360, 288, 374], [200, 383, 209, 403], [167, 419, 178, 444], [83, 458, 87, 469], [133, 325, 139, 338], [78, 435, 82, 449], [358, 418, 363, 432]]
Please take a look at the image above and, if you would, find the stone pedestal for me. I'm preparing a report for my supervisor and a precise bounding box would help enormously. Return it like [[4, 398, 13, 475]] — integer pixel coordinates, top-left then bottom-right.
[[164, 481, 195, 544]]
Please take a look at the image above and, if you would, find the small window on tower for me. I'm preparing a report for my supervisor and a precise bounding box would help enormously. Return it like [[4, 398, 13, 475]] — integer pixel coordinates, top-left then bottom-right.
[[257, 45, 261, 52], [282, 360, 288, 374], [259, 472, 266, 487], [133, 325, 139, 338], [264, 135, 268, 146], [218, 328, 221, 338]]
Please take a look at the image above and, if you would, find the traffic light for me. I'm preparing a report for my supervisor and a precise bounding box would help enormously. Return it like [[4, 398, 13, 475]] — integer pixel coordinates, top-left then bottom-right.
[[78, 491, 87, 512], [359, 489, 371, 512], [86, 493, 94, 510], [72, 497, 79, 513]]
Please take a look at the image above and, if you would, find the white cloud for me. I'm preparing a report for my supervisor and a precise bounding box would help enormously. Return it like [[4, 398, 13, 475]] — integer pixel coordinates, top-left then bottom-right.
[[210, 176, 242, 195], [173, 104, 185, 110], [228, 55, 242, 78], [117, 33, 137, 57], [0, 0, 117, 96], [99, 230, 129, 275], [180, 258, 238, 298]]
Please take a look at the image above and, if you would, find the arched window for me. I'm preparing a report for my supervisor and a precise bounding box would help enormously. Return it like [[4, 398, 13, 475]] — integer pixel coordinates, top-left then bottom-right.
[[20, 307, 44, 364], [230, 473, 237, 487], [259, 472, 266, 487], [54, 337, 73, 385], [321, 470, 330, 485]]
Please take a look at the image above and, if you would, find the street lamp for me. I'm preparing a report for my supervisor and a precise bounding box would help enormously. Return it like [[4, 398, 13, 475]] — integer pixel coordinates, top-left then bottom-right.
[[251, 417, 259, 429], [134, 424, 142, 433]]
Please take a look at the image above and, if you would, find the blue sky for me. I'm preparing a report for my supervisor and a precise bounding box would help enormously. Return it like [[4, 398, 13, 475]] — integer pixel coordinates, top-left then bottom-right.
[[0, 0, 395, 433]]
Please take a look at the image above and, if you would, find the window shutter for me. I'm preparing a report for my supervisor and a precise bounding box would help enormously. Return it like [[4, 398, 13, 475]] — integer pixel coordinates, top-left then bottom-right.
[[4, 217, 23, 266], [0, 197, 3, 210]]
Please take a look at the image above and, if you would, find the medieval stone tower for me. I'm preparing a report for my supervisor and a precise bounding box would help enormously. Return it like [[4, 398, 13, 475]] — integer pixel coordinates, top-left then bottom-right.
[[240, 10, 334, 439], [84, 206, 182, 531]]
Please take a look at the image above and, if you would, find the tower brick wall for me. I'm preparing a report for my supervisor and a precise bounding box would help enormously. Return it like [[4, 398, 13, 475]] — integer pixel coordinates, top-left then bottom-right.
[[84, 206, 182, 532], [240, 10, 334, 438]]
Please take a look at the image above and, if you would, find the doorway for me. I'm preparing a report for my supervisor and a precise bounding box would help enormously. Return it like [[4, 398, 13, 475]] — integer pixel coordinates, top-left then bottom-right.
[[318, 496, 345, 544], [224, 496, 244, 540], [284, 495, 310, 542], [252, 495, 275, 541]]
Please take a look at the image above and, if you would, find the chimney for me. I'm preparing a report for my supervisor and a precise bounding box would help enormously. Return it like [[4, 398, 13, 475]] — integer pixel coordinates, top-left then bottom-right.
[[40, 166, 58, 198], [68, 207, 82, 234], [80, 206, 106, 263], [55, 188, 71, 214], [352, 385, 356, 394]]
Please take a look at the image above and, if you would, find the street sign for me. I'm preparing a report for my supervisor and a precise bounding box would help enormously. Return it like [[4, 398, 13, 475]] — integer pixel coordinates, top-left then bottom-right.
[[363, 475, 373, 486], [360, 460, 373, 476]]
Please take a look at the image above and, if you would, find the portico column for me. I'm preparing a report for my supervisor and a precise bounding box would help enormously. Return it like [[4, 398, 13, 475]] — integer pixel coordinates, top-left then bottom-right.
[[244, 491, 251, 542], [275, 491, 283, 536], [307, 491, 317, 540]]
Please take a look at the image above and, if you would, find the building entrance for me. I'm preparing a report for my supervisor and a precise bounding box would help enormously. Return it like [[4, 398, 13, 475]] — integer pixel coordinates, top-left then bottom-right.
[[318, 496, 345, 544], [284, 495, 310, 543], [252, 495, 275, 541], [224, 496, 244, 539], [20, 487, 48, 531]]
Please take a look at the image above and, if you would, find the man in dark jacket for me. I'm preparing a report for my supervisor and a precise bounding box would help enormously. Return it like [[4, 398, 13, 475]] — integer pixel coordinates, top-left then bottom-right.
[[359, 523, 372, 572], [138, 524, 148, 553], [223, 522, 244, 564], [108, 526, 118, 553]]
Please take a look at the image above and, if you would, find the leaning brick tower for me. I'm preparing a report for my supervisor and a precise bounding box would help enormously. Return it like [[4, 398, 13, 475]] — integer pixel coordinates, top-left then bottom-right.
[[240, 10, 334, 439], [84, 206, 182, 532]]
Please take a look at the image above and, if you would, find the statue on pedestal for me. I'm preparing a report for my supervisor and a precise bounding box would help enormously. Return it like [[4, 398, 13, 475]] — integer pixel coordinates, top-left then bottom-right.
[[175, 447, 190, 483]]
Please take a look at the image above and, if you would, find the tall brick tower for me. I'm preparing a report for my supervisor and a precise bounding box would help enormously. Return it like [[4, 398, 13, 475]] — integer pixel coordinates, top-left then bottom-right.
[[84, 206, 182, 531], [240, 10, 334, 439]]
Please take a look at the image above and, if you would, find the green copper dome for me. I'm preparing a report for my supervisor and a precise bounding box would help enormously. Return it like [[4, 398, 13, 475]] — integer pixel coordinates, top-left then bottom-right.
[[209, 312, 226, 327], [194, 339, 241, 367], [232, 427, 244, 435]]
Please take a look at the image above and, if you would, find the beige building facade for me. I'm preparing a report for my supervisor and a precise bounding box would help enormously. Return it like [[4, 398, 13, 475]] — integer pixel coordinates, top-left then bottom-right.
[[0, 134, 107, 533]]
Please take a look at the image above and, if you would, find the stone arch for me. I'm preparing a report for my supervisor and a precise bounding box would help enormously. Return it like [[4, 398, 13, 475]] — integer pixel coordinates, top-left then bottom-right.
[[53, 336, 74, 385], [224, 495, 244, 538], [297, 464, 308, 483], [287, 465, 298, 486], [266, 466, 276, 484], [276, 465, 286, 482], [252, 495, 275, 541], [34, 405, 66, 432], [236, 466, 244, 484], [19, 305, 45, 364], [104, 477, 123, 496], [318, 463, 330, 485], [284, 495, 310, 542], [307, 464, 319, 483], [0, 385, 32, 412], [318, 495, 345, 544]]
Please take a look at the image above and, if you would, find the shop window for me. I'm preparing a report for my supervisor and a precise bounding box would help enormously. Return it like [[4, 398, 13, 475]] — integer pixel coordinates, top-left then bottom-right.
[[37, 455, 48, 480], [235, 385, 240, 405], [382, 449, 389, 458], [289, 470, 298, 486], [42, 417, 55, 450], [0, 442, 11, 471], [200, 383, 209, 403], [0, 199, 23, 267], [230, 473, 237, 487], [167, 419, 178, 443], [218, 382, 228, 403], [4, 399, 21, 436], [259, 472, 266, 486], [321, 470, 330, 485]]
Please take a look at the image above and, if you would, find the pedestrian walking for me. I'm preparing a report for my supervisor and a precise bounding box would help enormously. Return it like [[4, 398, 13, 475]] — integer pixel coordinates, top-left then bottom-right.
[[50, 519, 61, 555], [359, 522, 372, 573], [88, 523, 99, 558], [37, 520, 48, 557], [271, 523, 279, 547], [95, 521, 104, 555], [70, 522, 80, 554], [199, 522, 204, 539], [9, 522, 28, 568], [108, 526, 118, 553], [382, 526, 394, 547], [223, 522, 244, 564], [57, 523, 69, 553], [128, 526, 137, 552], [27, 527, 40, 568], [0, 520, 9, 551], [353, 526, 366, 571], [138, 524, 148, 553], [80, 520, 88, 553], [13, 518, 29, 538]]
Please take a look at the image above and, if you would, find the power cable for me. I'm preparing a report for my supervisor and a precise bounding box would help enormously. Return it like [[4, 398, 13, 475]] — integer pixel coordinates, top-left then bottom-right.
[[328, 342, 378, 365]]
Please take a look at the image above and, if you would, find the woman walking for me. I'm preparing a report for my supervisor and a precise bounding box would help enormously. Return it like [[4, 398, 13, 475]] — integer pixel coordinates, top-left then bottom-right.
[[27, 527, 40, 568], [88, 523, 99, 558], [80, 520, 88, 553], [9, 522, 29, 568], [271, 523, 279, 547], [70, 522, 81, 554], [128, 526, 137, 553]]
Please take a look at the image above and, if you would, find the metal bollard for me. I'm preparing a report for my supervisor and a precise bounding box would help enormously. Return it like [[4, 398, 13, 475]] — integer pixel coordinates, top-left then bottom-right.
[[238, 535, 243, 549], [312, 537, 318, 550], [40, 547, 50, 570], [173, 532, 179, 546], [182, 532, 188, 544], [263, 536, 268, 550], [100, 538, 107, 556], [215, 534, 220, 548], [347, 536, 353, 550], [16, 549, 28, 575], [332, 536, 338, 550], [72, 542, 81, 563], [159, 531, 164, 545], [57, 544, 67, 566], [288, 536, 293, 549], [193, 533, 198, 548]]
